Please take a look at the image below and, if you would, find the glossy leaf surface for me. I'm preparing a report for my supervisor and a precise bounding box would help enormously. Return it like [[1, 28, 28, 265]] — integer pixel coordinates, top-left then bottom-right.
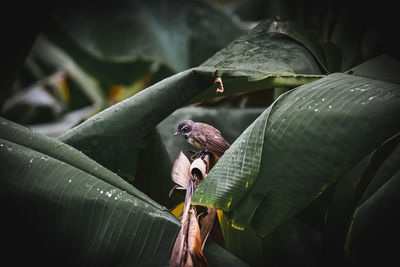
[[0, 118, 180, 266], [59, 19, 324, 169], [192, 72, 400, 236]]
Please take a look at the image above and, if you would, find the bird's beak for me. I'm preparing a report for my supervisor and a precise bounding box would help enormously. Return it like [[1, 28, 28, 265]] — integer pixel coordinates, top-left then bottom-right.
[[173, 131, 180, 137]]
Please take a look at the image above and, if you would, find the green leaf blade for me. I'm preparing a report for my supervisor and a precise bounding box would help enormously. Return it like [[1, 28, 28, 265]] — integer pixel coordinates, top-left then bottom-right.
[[57, 18, 328, 170], [192, 73, 400, 236], [58, 69, 214, 167], [0, 117, 162, 209], [201, 25, 323, 77], [0, 119, 180, 266], [344, 170, 400, 262]]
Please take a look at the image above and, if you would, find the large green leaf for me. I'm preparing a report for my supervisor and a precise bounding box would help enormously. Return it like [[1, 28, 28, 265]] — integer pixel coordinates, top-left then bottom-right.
[[59, 19, 324, 169], [321, 136, 400, 263], [188, 18, 325, 104], [58, 69, 215, 168], [199, 19, 323, 77], [321, 154, 373, 263], [344, 169, 400, 262], [218, 211, 321, 266], [203, 240, 250, 267], [358, 143, 400, 204], [134, 128, 177, 207], [191, 72, 400, 236], [261, 18, 337, 73], [0, 118, 180, 266], [349, 54, 400, 85]]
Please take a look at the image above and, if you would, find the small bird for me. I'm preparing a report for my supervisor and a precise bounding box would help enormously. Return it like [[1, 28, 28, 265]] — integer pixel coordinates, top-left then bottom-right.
[[174, 120, 230, 158]]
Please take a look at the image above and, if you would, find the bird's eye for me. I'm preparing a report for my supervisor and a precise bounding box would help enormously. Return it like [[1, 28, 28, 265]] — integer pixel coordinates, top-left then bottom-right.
[[183, 127, 190, 133]]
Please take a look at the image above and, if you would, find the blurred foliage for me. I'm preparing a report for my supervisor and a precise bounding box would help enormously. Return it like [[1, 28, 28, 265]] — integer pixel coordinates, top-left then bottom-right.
[[2, 0, 246, 129]]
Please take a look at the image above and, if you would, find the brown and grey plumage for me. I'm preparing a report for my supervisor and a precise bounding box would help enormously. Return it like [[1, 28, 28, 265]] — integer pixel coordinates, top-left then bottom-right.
[[174, 120, 230, 158]]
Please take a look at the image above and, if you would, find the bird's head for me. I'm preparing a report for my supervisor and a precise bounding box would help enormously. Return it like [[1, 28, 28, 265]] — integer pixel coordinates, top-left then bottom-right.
[[174, 120, 193, 137]]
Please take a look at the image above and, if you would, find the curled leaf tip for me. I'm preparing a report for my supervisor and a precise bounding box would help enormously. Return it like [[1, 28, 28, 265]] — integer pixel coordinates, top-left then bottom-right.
[[214, 77, 224, 93]]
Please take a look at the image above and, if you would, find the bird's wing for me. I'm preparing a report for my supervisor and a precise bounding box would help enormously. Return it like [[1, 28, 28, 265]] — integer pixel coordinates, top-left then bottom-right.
[[204, 133, 230, 158], [192, 131, 230, 157], [192, 131, 208, 148], [196, 123, 221, 135], [193, 123, 230, 157]]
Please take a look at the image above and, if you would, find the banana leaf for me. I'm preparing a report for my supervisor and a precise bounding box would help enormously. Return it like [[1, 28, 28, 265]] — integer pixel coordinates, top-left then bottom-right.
[[191, 71, 400, 236], [58, 18, 324, 170], [348, 54, 400, 84], [344, 169, 400, 263], [0, 117, 180, 266]]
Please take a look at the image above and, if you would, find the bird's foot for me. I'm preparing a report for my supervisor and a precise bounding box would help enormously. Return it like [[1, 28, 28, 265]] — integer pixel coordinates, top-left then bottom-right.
[[189, 149, 208, 160]]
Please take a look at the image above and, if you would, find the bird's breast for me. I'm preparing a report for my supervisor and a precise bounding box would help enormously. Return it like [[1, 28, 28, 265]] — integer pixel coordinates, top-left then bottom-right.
[[186, 136, 203, 149]]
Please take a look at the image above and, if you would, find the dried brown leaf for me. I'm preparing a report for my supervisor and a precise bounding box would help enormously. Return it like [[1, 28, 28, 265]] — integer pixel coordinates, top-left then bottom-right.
[[190, 158, 207, 180], [214, 77, 224, 93], [199, 207, 217, 250], [187, 207, 208, 267], [171, 151, 191, 188]]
